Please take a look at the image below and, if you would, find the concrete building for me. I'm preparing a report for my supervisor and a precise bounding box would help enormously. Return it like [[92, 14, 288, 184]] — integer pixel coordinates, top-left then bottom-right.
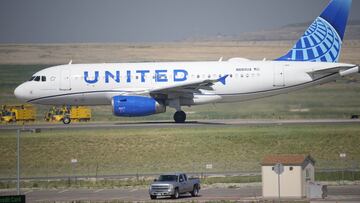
[[262, 154, 315, 198]]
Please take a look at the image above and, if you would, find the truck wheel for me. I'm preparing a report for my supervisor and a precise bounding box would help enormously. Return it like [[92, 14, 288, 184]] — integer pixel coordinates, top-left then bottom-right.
[[172, 188, 179, 199], [63, 117, 71, 124], [150, 195, 157, 199], [191, 185, 199, 197]]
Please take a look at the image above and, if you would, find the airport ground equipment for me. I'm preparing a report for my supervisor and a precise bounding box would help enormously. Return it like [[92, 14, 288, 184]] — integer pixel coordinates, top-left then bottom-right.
[[149, 173, 200, 199], [44, 106, 91, 124], [0, 104, 36, 123]]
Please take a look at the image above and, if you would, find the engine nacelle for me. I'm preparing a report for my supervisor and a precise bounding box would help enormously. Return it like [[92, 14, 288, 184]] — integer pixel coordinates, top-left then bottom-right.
[[112, 96, 166, 117]]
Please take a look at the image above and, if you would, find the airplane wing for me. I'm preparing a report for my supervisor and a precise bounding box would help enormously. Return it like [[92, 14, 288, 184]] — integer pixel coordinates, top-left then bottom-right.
[[149, 75, 229, 95], [116, 75, 228, 98]]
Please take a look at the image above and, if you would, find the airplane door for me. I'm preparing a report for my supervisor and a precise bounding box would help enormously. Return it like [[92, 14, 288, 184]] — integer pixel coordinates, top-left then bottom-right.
[[273, 65, 285, 87], [60, 69, 71, 91]]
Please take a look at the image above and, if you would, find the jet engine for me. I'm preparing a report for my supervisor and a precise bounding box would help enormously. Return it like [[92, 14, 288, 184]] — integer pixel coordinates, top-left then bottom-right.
[[112, 96, 166, 117]]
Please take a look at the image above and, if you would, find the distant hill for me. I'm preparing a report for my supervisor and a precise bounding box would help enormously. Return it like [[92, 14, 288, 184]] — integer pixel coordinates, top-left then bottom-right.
[[190, 20, 360, 42]]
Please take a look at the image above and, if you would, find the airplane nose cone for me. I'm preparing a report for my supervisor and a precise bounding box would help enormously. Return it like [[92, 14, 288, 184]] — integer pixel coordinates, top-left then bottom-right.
[[14, 84, 27, 101]]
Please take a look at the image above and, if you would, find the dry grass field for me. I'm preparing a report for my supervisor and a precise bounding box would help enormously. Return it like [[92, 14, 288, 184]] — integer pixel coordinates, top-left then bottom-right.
[[1, 125, 360, 178], [0, 40, 359, 65]]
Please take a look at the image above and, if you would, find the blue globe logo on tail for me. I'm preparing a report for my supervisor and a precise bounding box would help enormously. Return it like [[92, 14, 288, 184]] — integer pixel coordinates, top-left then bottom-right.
[[276, 0, 352, 63], [277, 17, 341, 62]]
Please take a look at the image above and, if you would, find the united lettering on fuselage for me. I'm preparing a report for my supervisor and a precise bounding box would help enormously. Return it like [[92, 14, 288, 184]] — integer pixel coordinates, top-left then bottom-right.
[[84, 69, 188, 84]]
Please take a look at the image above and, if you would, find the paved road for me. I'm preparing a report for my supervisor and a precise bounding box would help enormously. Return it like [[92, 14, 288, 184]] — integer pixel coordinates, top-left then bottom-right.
[[1, 119, 359, 130], [1, 185, 360, 202]]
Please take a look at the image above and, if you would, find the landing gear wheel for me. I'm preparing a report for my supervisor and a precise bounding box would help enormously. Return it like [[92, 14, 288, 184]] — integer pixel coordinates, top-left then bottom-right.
[[62, 117, 71, 125], [150, 195, 157, 199], [171, 188, 179, 199], [173, 111, 186, 123]]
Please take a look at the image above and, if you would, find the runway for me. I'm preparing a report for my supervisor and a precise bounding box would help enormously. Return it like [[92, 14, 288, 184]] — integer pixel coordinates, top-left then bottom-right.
[[1, 185, 360, 202], [0, 119, 359, 130]]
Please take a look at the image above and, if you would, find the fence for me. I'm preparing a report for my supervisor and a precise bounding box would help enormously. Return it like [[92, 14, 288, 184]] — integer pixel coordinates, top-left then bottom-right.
[[0, 160, 359, 183]]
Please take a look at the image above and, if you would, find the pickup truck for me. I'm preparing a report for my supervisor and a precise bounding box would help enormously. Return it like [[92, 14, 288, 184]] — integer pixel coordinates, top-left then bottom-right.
[[149, 173, 200, 199]]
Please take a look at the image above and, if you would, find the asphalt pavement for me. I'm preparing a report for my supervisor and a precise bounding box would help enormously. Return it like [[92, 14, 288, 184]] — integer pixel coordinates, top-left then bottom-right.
[[1, 119, 359, 131], [1, 185, 360, 202]]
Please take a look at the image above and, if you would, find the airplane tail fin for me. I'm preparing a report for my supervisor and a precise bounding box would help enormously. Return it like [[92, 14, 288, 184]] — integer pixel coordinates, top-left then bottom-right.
[[276, 0, 352, 63]]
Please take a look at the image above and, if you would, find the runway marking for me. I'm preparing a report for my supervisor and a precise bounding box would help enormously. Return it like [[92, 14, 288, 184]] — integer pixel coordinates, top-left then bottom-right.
[[94, 189, 104, 193], [24, 190, 32, 194], [130, 189, 138, 192], [58, 189, 68, 194], [35, 200, 48, 202]]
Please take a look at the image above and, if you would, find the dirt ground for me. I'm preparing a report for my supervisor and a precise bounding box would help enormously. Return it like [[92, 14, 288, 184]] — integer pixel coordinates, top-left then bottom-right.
[[0, 40, 359, 65]]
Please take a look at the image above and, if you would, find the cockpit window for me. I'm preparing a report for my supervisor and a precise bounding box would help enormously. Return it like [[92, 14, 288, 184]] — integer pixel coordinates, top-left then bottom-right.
[[34, 76, 40, 81], [30, 75, 47, 82]]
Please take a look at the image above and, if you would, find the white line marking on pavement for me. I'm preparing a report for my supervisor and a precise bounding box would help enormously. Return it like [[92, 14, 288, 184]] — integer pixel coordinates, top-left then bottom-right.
[[130, 189, 138, 192], [94, 189, 104, 193], [24, 190, 32, 194], [58, 189, 68, 194]]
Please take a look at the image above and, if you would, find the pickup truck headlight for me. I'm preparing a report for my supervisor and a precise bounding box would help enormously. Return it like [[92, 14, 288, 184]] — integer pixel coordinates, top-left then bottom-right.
[[168, 184, 173, 192]]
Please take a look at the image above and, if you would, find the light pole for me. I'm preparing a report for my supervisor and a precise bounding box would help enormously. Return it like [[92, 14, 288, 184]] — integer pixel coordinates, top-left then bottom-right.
[[16, 129, 20, 195], [16, 128, 40, 195]]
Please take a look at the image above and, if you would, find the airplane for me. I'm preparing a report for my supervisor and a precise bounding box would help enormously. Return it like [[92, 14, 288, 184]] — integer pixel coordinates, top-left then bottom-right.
[[14, 0, 359, 124]]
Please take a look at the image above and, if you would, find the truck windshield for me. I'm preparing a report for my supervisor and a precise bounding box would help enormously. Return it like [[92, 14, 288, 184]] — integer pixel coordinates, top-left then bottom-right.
[[158, 175, 177, 182]]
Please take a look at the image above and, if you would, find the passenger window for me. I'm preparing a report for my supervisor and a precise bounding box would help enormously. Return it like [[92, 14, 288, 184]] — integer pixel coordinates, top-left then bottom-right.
[[41, 76, 46, 82], [34, 76, 40, 81]]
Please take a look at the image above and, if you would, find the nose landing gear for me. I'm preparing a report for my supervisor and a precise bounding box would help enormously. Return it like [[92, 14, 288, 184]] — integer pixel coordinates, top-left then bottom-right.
[[173, 111, 186, 123]]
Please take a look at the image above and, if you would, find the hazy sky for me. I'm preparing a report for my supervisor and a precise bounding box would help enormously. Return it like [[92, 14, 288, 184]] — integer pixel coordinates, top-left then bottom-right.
[[1, 0, 359, 43]]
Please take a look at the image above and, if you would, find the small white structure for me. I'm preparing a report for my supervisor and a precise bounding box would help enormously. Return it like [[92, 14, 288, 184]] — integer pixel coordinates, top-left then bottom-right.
[[262, 154, 315, 198]]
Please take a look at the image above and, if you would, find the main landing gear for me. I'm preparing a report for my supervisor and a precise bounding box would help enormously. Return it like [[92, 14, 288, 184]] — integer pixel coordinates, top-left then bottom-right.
[[173, 111, 186, 123]]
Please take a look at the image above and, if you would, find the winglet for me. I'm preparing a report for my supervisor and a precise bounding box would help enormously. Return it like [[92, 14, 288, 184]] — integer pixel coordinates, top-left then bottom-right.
[[218, 75, 229, 85]]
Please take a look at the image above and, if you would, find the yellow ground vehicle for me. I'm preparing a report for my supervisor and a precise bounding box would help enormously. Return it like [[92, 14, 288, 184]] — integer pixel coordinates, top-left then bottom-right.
[[0, 105, 36, 123], [45, 106, 91, 124]]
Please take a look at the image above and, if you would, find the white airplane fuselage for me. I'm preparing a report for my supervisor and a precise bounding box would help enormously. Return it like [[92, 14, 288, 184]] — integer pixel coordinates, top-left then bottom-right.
[[14, 60, 358, 106]]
